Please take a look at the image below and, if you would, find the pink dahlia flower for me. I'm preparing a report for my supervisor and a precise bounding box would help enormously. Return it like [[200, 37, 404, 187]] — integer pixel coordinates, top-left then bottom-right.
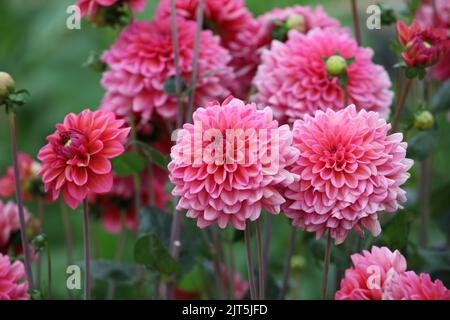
[[383, 271, 450, 300], [283, 105, 413, 244], [169, 97, 299, 230], [335, 246, 407, 300], [38, 109, 130, 209], [100, 18, 233, 126], [0, 153, 40, 201], [76, 0, 146, 17], [0, 253, 29, 300], [253, 29, 393, 124], [219, 263, 249, 299], [0, 201, 30, 251]]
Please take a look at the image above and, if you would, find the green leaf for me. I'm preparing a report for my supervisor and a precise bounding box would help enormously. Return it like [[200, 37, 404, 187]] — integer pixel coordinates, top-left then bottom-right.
[[129, 140, 170, 171], [431, 80, 450, 114], [405, 67, 418, 79], [407, 128, 439, 160], [138, 205, 171, 239], [90, 259, 144, 284], [111, 151, 146, 176], [134, 234, 180, 274]]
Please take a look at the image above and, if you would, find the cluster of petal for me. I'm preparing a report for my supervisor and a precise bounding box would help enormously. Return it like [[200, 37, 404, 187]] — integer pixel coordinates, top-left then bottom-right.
[[76, 0, 146, 17], [283, 106, 413, 244], [0, 153, 40, 201], [38, 109, 130, 209], [0, 253, 29, 300], [0, 201, 30, 250], [169, 97, 299, 230], [335, 246, 407, 300], [253, 29, 393, 124], [383, 271, 450, 300], [100, 18, 233, 126], [397, 20, 448, 68]]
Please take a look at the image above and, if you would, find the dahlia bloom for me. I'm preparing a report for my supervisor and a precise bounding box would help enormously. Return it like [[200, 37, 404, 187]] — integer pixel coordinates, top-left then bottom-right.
[[283, 105, 413, 244], [38, 109, 130, 209], [100, 18, 233, 126], [397, 20, 448, 68], [0, 253, 29, 300], [169, 97, 299, 230], [383, 271, 450, 300], [0, 200, 30, 251], [335, 246, 407, 300], [76, 0, 146, 17], [0, 153, 41, 201], [253, 29, 393, 124]]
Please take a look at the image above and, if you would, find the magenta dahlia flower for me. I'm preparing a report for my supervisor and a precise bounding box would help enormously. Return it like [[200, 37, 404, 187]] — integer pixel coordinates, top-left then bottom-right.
[[0, 253, 29, 300], [253, 29, 393, 124], [100, 18, 233, 126], [0, 153, 40, 201], [168, 97, 299, 230], [0, 201, 30, 251], [383, 271, 450, 300], [283, 105, 413, 244], [76, 0, 146, 17], [335, 246, 407, 300], [37, 109, 130, 209]]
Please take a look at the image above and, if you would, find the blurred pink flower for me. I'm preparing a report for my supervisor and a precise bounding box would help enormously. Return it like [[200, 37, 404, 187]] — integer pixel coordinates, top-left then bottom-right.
[[169, 97, 299, 230], [38, 109, 130, 209], [0, 153, 40, 201], [0, 253, 29, 300], [76, 0, 146, 17], [383, 271, 450, 300], [0, 201, 30, 252], [253, 29, 393, 124], [100, 18, 233, 126], [219, 263, 249, 299], [397, 20, 448, 68], [283, 105, 413, 244], [335, 246, 407, 300]]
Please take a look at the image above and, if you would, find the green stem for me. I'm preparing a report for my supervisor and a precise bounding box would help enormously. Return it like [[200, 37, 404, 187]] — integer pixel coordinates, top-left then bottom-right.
[[244, 225, 257, 300], [255, 220, 264, 300], [45, 242, 52, 300], [279, 226, 297, 300], [82, 199, 91, 300], [392, 79, 413, 132], [321, 231, 332, 300], [350, 0, 361, 45]]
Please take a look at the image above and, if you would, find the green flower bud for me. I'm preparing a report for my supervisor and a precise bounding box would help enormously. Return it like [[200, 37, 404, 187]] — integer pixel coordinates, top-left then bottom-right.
[[0, 72, 15, 102], [286, 14, 306, 33], [326, 55, 347, 76], [415, 110, 434, 130]]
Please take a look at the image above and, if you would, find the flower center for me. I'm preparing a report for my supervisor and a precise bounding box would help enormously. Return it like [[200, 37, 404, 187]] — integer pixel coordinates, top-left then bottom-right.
[[58, 129, 88, 158], [326, 55, 347, 76], [423, 40, 432, 49]]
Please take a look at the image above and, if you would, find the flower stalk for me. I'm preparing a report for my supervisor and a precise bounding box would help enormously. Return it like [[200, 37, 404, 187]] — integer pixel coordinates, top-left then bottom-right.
[[321, 231, 332, 300], [279, 226, 297, 300], [82, 199, 91, 300], [244, 225, 257, 300]]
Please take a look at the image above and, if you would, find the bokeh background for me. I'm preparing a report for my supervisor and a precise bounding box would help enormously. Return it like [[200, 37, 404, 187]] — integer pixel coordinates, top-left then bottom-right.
[[0, 0, 449, 299]]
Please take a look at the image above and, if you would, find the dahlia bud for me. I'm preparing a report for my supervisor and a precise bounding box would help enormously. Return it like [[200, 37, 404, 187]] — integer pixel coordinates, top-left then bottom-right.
[[286, 14, 306, 33], [31, 234, 48, 252], [0, 72, 15, 103], [415, 110, 434, 130], [326, 55, 347, 76]]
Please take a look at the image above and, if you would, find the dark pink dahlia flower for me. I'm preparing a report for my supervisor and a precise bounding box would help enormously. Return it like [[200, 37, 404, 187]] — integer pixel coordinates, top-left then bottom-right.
[[0, 253, 29, 300], [76, 0, 146, 17]]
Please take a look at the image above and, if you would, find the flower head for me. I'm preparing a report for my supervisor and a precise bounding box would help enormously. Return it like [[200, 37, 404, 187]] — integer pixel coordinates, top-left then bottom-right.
[[335, 246, 407, 300], [0, 72, 15, 102], [169, 97, 299, 230], [253, 29, 393, 124], [38, 109, 130, 209], [0, 153, 41, 201], [76, 0, 146, 17], [0, 201, 31, 253], [283, 105, 413, 244], [0, 253, 29, 300], [397, 20, 448, 68], [383, 271, 450, 300], [100, 18, 233, 127]]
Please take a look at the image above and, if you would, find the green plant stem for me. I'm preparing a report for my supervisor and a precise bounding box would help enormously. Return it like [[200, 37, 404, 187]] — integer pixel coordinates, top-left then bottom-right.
[[321, 231, 332, 300], [262, 214, 272, 296], [279, 226, 297, 300], [7, 111, 35, 290], [59, 199, 73, 299], [36, 197, 44, 290], [45, 242, 52, 300], [82, 199, 91, 300], [255, 220, 264, 299], [228, 238, 236, 299], [392, 79, 413, 132], [350, 0, 361, 45], [244, 225, 257, 300]]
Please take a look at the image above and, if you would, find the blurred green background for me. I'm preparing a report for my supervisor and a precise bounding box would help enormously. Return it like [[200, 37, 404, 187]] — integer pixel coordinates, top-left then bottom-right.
[[0, 0, 449, 300]]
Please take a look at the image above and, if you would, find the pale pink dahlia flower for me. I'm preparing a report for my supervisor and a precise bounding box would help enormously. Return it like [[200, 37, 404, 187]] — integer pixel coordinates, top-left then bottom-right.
[[100, 18, 233, 126], [168, 97, 299, 230], [76, 0, 146, 17], [0, 253, 29, 300], [383, 271, 450, 300], [0, 153, 40, 201], [335, 246, 407, 300], [38, 110, 130, 209], [283, 105, 413, 244], [0, 201, 30, 250], [253, 29, 393, 124]]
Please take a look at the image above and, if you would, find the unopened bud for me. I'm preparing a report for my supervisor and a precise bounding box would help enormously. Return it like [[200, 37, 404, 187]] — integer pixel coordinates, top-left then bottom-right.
[[415, 110, 434, 130], [286, 14, 306, 33], [0, 72, 15, 102], [326, 55, 347, 76]]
